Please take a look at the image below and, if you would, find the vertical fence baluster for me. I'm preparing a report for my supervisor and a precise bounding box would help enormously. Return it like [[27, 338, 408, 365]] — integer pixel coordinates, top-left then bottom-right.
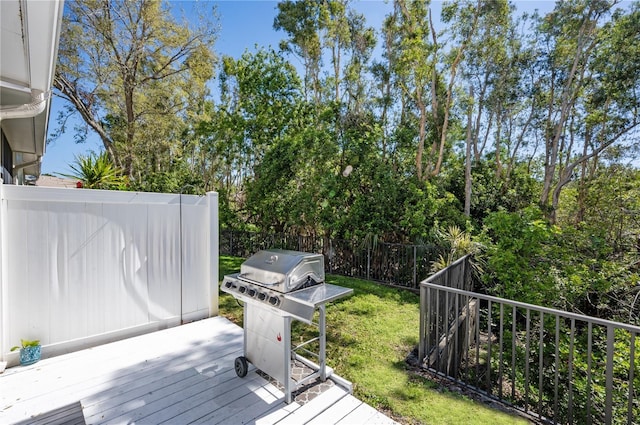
[[454, 292, 460, 378], [569, 319, 575, 424], [554, 315, 560, 424], [525, 308, 531, 413], [366, 242, 371, 281], [538, 311, 544, 417], [512, 305, 517, 402], [475, 298, 480, 388], [498, 303, 504, 400], [413, 245, 418, 288], [445, 289, 450, 374], [419, 284, 426, 363], [605, 326, 614, 425], [629, 332, 636, 425], [464, 293, 470, 384], [422, 288, 433, 367], [436, 287, 441, 370], [487, 300, 492, 395], [587, 322, 593, 425], [329, 239, 333, 274]]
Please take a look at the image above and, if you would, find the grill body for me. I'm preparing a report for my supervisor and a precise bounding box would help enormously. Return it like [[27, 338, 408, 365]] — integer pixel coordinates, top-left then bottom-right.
[[221, 249, 353, 403]]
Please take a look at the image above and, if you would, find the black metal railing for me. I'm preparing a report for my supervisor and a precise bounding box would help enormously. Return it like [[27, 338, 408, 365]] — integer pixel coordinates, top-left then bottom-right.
[[220, 229, 442, 289], [420, 256, 640, 425]]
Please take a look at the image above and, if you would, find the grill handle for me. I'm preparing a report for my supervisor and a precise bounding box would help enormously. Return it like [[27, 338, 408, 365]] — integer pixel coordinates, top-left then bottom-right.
[[238, 273, 281, 287]]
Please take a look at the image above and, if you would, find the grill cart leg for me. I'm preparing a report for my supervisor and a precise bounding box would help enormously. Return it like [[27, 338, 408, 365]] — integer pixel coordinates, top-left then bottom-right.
[[319, 305, 326, 381], [284, 316, 293, 404]]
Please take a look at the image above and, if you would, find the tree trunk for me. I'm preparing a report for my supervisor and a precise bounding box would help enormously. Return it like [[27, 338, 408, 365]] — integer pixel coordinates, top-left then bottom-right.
[[495, 106, 502, 178], [430, 1, 480, 177], [416, 96, 427, 181], [464, 86, 473, 217]]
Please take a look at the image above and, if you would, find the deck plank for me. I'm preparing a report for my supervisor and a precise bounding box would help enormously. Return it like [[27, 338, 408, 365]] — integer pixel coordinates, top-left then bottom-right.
[[306, 393, 363, 425], [193, 381, 286, 425], [15, 401, 85, 425], [336, 400, 395, 425], [275, 385, 349, 425], [82, 348, 245, 420], [0, 317, 398, 425]]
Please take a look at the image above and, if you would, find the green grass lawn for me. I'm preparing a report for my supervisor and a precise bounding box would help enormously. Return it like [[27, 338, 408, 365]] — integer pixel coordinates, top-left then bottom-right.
[[218, 256, 527, 425]]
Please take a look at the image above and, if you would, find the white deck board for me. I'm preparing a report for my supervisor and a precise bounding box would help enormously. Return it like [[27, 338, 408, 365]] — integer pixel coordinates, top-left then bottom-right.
[[275, 385, 349, 425], [336, 400, 399, 425], [0, 316, 398, 425], [306, 393, 363, 425]]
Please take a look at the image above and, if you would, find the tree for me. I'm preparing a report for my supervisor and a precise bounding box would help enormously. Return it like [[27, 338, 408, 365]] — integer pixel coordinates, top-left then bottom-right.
[[535, 1, 640, 221], [274, 0, 323, 103], [384, 0, 434, 181], [198, 48, 310, 230], [457, 1, 533, 215], [54, 0, 217, 179]]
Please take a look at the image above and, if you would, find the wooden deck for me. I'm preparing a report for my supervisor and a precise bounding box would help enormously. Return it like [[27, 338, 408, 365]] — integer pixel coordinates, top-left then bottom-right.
[[0, 317, 397, 425]]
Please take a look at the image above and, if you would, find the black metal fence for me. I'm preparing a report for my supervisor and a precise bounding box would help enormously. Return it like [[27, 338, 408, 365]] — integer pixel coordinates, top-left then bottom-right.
[[420, 256, 640, 425], [220, 229, 442, 289]]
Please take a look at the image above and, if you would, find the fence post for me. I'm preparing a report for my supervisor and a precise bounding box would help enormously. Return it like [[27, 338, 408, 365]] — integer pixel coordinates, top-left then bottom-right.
[[419, 283, 426, 363]]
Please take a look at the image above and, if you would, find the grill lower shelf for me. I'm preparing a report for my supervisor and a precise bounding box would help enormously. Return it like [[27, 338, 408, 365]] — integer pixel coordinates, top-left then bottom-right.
[[256, 360, 336, 405]]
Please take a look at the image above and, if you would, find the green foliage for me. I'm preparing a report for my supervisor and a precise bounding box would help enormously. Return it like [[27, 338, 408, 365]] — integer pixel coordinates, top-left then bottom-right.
[[482, 205, 640, 323], [480, 207, 561, 305], [442, 156, 539, 226], [10, 339, 40, 351], [431, 225, 484, 273], [127, 161, 205, 194], [61, 152, 127, 190]]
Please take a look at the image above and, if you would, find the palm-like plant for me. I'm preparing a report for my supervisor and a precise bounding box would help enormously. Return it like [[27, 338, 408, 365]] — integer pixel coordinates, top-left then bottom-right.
[[431, 225, 484, 273], [61, 152, 127, 190]]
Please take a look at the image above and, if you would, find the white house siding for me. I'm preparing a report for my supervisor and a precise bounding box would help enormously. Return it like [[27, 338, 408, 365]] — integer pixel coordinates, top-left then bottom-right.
[[0, 185, 218, 365]]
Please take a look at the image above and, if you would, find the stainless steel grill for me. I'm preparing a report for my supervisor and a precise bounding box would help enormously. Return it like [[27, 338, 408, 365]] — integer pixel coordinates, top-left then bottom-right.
[[221, 249, 353, 403]]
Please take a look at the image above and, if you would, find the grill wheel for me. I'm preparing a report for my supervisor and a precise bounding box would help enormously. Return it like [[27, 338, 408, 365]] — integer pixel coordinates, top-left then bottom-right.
[[234, 356, 248, 378]]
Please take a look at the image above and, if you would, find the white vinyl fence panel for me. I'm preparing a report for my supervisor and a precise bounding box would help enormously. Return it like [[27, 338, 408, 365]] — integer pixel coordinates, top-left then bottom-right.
[[0, 186, 218, 364]]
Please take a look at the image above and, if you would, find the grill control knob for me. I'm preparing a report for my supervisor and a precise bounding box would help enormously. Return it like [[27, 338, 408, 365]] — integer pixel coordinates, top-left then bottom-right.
[[224, 281, 232, 288], [268, 296, 280, 306], [257, 292, 267, 301], [239, 286, 247, 294], [248, 288, 256, 297]]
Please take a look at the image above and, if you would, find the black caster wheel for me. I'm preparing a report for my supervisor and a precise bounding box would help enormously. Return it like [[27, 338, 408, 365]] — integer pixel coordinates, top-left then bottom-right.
[[234, 356, 248, 378]]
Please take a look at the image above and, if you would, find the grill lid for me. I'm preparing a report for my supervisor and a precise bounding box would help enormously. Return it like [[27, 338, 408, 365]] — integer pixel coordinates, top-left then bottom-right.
[[239, 249, 324, 293]]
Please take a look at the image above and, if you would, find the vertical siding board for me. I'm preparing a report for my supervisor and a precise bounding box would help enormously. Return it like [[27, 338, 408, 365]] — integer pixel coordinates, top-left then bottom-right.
[[103, 203, 125, 330], [147, 203, 180, 322], [182, 199, 208, 316], [7, 201, 32, 345], [85, 203, 106, 336]]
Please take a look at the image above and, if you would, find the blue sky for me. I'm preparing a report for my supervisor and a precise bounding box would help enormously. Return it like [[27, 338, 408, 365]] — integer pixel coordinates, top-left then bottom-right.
[[43, 0, 556, 176]]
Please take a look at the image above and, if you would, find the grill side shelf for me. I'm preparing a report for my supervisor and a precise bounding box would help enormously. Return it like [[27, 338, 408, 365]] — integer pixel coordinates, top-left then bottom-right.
[[284, 284, 353, 308]]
